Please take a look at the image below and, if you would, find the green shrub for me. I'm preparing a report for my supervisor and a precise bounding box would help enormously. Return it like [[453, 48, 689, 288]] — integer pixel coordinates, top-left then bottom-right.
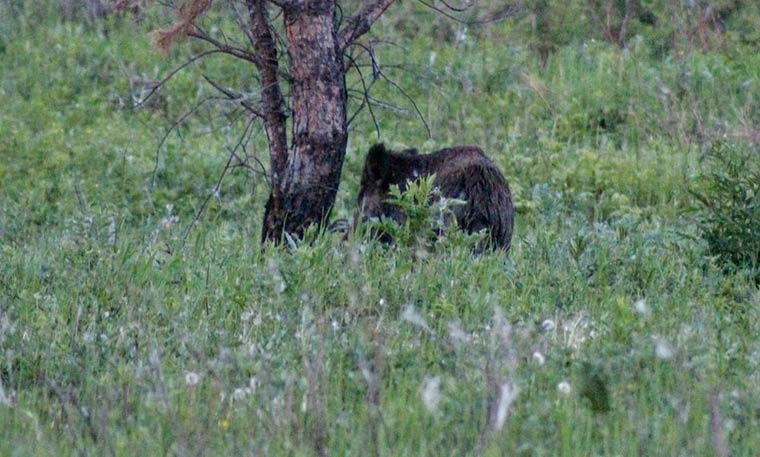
[[691, 142, 760, 278], [363, 175, 477, 250]]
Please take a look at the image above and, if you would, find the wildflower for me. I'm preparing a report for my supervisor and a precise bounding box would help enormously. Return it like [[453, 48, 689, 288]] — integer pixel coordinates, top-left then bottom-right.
[[233, 388, 246, 401], [557, 381, 572, 395], [185, 372, 201, 386], [421, 376, 442, 413]]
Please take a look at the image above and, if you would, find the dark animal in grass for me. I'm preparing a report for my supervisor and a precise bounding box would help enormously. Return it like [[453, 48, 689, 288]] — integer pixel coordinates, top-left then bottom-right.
[[356, 143, 514, 252]]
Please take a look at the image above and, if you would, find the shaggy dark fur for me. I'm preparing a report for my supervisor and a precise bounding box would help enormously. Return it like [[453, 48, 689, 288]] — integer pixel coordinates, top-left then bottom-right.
[[357, 143, 514, 251]]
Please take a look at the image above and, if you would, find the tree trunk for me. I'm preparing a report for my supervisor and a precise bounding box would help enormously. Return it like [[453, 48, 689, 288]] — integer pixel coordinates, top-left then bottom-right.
[[261, 0, 348, 243]]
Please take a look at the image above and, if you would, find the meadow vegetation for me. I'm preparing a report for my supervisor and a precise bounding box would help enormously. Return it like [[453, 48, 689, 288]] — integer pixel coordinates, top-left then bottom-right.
[[1, 1, 759, 455]]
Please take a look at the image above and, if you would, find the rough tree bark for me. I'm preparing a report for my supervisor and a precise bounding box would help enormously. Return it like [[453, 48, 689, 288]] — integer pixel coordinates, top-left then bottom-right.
[[260, 0, 349, 243]]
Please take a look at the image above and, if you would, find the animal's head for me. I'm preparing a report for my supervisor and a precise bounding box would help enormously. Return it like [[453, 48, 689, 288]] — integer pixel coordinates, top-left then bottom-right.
[[357, 143, 421, 224], [357, 143, 392, 219]]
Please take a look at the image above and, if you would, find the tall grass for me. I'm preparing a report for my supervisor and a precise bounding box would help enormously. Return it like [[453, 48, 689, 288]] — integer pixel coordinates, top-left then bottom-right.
[[1, 2, 759, 455]]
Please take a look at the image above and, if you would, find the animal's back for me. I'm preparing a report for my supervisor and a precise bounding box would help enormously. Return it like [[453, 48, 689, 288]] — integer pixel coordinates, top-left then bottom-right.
[[430, 149, 514, 251]]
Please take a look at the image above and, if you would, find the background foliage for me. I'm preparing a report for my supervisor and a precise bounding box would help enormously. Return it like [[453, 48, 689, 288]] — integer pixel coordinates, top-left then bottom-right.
[[1, 0, 759, 455]]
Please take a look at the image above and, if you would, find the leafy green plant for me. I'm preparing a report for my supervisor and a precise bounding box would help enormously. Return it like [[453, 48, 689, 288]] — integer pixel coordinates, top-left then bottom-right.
[[691, 142, 760, 278], [365, 175, 469, 249]]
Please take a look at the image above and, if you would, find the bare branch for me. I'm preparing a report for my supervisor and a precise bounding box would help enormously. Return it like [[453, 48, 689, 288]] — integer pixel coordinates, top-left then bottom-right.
[[135, 50, 223, 108], [437, 0, 471, 13], [232, 1, 258, 48], [228, 144, 268, 179], [202, 74, 265, 117], [339, 0, 398, 50], [344, 51, 380, 137], [417, 0, 520, 25], [188, 27, 258, 63], [348, 90, 406, 114], [377, 69, 431, 138]]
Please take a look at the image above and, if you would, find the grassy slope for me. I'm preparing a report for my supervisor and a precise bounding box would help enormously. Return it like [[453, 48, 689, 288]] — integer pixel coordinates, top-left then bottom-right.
[[1, 3, 759, 456]]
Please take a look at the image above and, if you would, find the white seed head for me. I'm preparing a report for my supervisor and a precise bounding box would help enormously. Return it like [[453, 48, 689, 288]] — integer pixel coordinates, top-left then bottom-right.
[[185, 372, 201, 387], [541, 319, 556, 331], [232, 388, 246, 401], [421, 376, 442, 413], [532, 351, 546, 366], [655, 338, 675, 360], [633, 298, 650, 316], [494, 382, 519, 431], [557, 381, 572, 395]]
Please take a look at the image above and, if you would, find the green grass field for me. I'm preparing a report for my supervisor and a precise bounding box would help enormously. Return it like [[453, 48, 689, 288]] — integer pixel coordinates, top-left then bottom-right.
[[1, 2, 759, 455]]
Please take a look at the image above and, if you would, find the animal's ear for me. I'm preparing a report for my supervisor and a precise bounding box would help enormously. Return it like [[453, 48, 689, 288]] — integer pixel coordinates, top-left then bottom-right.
[[366, 143, 389, 176]]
